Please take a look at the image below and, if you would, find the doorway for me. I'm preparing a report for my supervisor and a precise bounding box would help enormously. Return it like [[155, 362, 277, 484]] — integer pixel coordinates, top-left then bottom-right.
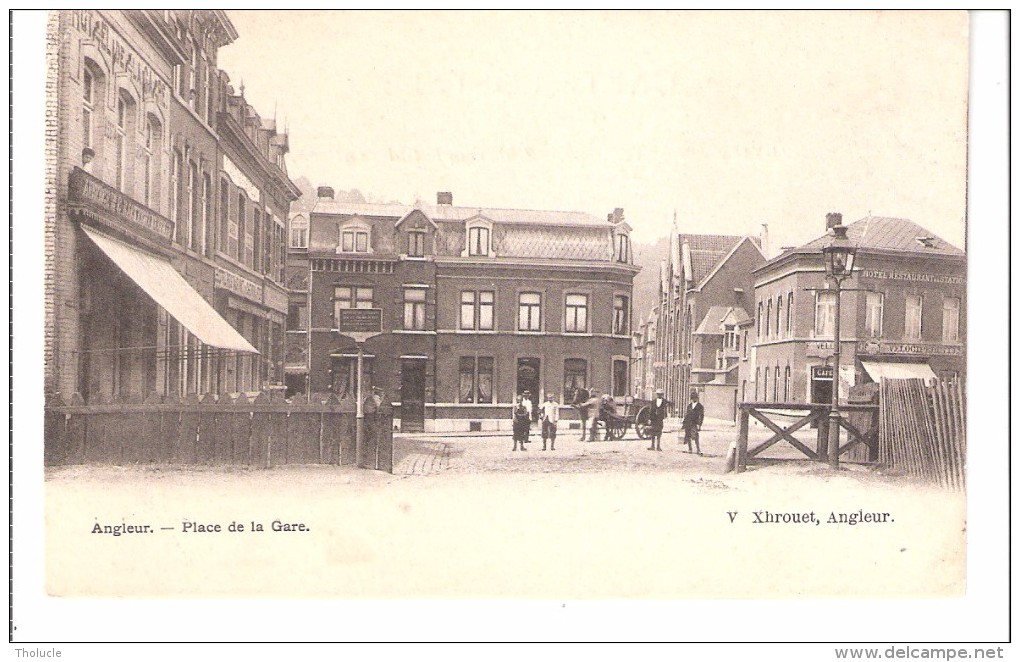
[[401, 358, 426, 432], [516, 357, 540, 402]]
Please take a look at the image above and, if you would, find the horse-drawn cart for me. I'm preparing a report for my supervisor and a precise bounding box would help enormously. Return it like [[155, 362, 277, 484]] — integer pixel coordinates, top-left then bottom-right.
[[574, 394, 669, 441]]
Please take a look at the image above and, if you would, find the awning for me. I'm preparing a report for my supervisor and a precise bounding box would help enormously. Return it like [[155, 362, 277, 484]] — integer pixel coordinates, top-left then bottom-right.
[[861, 360, 936, 382], [81, 226, 258, 353]]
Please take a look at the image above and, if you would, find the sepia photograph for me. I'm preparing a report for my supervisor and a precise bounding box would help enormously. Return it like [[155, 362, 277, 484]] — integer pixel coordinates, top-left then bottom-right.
[[10, 7, 1010, 650]]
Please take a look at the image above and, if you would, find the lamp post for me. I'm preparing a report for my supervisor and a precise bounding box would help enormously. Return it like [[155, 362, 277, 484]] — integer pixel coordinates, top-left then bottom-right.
[[821, 222, 857, 469]]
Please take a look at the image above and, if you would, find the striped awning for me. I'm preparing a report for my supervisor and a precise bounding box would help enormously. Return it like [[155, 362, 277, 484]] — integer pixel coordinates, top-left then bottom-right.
[[81, 226, 257, 353], [861, 361, 936, 382]]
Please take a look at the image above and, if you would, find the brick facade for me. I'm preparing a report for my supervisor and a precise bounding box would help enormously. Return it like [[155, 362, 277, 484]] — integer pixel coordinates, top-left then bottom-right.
[[46, 10, 298, 402], [294, 193, 639, 432]]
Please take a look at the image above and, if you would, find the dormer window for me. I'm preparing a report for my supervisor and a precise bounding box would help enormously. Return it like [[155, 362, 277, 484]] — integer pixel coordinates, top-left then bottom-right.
[[463, 217, 494, 257], [468, 226, 489, 256], [337, 220, 371, 254], [614, 232, 630, 263]]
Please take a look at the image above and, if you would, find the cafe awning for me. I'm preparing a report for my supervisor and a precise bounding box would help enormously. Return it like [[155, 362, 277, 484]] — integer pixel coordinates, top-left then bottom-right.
[[861, 360, 936, 382], [81, 226, 258, 353]]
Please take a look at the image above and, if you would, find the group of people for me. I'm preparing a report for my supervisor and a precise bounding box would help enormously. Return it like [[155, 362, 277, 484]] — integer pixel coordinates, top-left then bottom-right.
[[642, 389, 704, 454], [510, 387, 705, 454], [511, 390, 559, 451]]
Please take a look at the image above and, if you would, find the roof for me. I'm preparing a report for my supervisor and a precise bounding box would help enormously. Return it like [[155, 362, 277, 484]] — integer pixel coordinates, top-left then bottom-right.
[[313, 200, 609, 228], [765, 216, 964, 269], [693, 306, 735, 335], [678, 234, 747, 285]]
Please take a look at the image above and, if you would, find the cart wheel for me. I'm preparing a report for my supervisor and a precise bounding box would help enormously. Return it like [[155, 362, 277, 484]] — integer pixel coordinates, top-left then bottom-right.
[[635, 406, 652, 439]]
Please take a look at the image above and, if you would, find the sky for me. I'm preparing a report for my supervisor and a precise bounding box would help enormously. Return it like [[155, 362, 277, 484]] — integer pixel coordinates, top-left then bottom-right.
[[217, 10, 969, 252]]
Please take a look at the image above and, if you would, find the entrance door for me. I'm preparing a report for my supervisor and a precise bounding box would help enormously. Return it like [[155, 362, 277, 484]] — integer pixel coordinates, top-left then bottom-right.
[[810, 366, 833, 428], [401, 359, 426, 432], [516, 357, 540, 401]]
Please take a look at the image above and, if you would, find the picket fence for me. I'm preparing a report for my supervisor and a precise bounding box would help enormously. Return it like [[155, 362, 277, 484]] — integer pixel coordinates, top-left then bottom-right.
[[878, 378, 966, 490], [44, 391, 394, 473]]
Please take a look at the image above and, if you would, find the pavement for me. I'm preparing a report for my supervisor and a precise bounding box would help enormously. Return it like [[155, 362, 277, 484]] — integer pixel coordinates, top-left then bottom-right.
[[392, 419, 818, 476]]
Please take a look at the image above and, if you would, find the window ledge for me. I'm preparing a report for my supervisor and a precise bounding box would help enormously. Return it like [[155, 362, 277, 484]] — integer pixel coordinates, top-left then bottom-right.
[[392, 330, 436, 335]]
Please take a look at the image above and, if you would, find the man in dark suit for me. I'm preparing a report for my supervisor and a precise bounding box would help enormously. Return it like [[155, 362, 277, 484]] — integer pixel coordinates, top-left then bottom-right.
[[682, 390, 705, 455], [646, 388, 668, 451]]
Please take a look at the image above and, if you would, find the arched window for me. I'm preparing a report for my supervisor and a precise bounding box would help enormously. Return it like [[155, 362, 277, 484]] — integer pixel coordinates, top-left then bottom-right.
[[338, 221, 371, 254], [202, 172, 213, 256], [82, 60, 103, 154], [774, 366, 780, 401], [757, 301, 763, 339], [784, 366, 791, 401], [775, 296, 783, 338], [787, 292, 794, 334], [464, 218, 494, 257], [170, 150, 182, 241], [761, 366, 768, 402], [765, 300, 772, 339], [188, 161, 199, 251], [115, 94, 128, 191], [142, 115, 161, 208]]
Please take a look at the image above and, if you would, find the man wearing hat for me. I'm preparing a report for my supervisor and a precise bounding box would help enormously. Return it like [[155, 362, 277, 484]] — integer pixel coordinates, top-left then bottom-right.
[[681, 390, 705, 454], [520, 390, 535, 444], [646, 388, 668, 451]]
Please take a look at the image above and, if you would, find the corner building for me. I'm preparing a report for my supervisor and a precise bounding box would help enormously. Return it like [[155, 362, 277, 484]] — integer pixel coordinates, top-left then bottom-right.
[[45, 10, 298, 402], [303, 191, 639, 432], [744, 215, 966, 406]]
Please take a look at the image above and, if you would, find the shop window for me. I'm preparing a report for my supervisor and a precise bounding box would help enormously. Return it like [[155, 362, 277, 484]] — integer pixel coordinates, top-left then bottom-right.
[[459, 356, 494, 404], [942, 297, 960, 343], [518, 292, 541, 331], [564, 294, 588, 333], [403, 288, 426, 331], [905, 294, 923, 340], [563, 359, 588, 404]]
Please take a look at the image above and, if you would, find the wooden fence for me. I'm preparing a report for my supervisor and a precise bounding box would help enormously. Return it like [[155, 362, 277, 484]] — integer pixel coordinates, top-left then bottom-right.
[[878, 378, 966, 490], [44, 391, 394, 473]]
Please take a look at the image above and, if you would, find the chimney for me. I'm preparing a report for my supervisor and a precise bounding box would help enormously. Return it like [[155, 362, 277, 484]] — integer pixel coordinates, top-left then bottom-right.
[[759, 223, 770, 259], [317, 186, 335, 200], [826, 212, 842, 229], [612, 208, 625, 224], [437, 191, 453, 205]]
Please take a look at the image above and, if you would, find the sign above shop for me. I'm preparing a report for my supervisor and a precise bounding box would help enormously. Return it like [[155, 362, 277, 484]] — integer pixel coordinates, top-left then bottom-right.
[[214, 267, 262, 303], [858, 269, 964, 286], [856, 341, 963, 357]]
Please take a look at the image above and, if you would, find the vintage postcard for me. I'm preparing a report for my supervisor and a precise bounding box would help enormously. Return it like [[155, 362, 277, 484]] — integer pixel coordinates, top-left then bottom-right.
[[11, 8, 1010, 646]]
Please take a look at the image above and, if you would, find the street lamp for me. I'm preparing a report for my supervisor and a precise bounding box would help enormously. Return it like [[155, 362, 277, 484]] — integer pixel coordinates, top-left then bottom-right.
[[821, 221, 857, 469]]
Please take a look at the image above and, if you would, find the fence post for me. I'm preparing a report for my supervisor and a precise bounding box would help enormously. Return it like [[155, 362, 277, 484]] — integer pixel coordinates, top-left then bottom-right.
[[736, 407, 749, 473]]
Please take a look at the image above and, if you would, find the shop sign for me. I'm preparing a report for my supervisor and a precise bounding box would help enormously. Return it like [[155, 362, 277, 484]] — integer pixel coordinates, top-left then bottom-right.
[[70, 10, 168, 104], [858, 269, 964, 286], [856, 341, 963, 357], [68, 168, 174, 240], [811, 366, 833, 380], [214, 267, 262, 302], [806, 341, 834, 357]]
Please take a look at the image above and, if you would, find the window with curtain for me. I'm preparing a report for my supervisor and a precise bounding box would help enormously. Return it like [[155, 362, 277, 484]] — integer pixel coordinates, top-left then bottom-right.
[[459, 357, 475, 403], [564, 359, 587, 404], [460, 291, 476, 330], [865, 292, 884, 338], [564, 294, 588, 333], [905, 294, 923, 339], [403, 288, 426, 331], [477, 357, 494, 403], [468, 226, 489, 256], [613, 295, 629, 335], [942, 297, 960, 343], [615, 234, 630, 263], [408, 231, 425, 257], [518, 292, 541, 331], [814, 291, 836, 338]]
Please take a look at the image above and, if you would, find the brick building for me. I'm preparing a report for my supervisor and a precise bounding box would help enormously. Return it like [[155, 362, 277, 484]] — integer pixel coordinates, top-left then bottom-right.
[[639, 225, 767, 420], [743, 214, 966, 406], [294, 190, 638, 432], [45, 10, 299, 402]]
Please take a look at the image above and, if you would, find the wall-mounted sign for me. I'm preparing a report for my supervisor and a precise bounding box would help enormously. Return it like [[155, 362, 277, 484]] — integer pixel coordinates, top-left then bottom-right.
[[856, 341, 963, 357], [858, 269, 964, 286], [214, 267, 262, 302], [337, 308, 382, 334], [806, 341, 834, 357], [811, 366, 833, 380], [68, 168, 173, 240]]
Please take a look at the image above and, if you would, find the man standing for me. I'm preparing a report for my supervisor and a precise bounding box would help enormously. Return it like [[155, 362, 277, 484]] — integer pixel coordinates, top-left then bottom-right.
[[521, 390, 535, 444], [682, 390, 705, 455], [540, 392, 559, 451], [512, 396, 531, 451], [645, 388, 668, 451]]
